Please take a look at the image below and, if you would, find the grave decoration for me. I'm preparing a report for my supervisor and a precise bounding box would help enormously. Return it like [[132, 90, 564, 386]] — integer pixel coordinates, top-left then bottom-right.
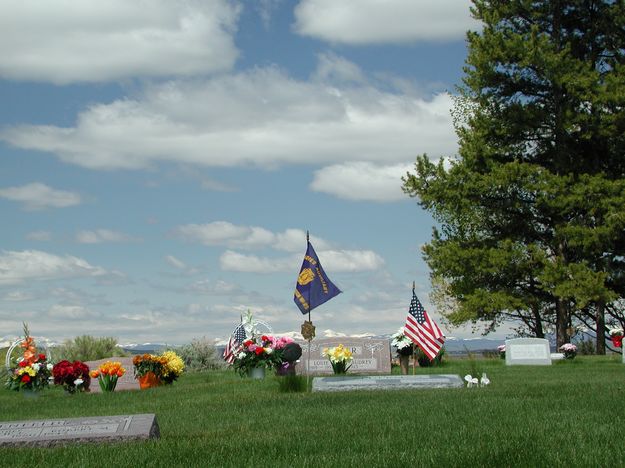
[[52, 360, 90, 394], [5, 323, 52, 394], [132, 351, 185, 388], [90, 361, 125, 392], [559, 343, 577, 360], [322, 344, 353, 375], [609, 327, 623, 348], [391, 327, 413, 375]]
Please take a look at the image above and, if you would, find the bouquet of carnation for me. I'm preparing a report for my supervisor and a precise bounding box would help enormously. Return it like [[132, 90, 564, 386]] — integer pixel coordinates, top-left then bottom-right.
[[90, 361, 125, 392], [5, 323, 52, 392], [52, 360, 90, 394], [391, 327, 414, 356], [322, 344, 353, 374], [559, 343, 577, 359], [160, 351, 185, 384], [232, 335, 282, 377]]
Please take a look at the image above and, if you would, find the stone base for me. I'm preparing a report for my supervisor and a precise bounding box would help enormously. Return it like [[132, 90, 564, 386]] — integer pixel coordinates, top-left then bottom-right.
[[312, 374, 464, 392]]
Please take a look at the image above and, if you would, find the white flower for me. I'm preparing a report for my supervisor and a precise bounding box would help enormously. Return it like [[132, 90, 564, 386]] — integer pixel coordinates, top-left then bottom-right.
[[46, 363, 53, 371], [74, 378, 83, 386], [237, 352, 247, 359], [480, 373, 490, 387], [32, 363, 41, 372], [265, 347, 273, 355]]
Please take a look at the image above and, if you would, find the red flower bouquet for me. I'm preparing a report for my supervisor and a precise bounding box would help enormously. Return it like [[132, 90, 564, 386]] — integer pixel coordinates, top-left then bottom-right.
[[52, 360, 91, 394]]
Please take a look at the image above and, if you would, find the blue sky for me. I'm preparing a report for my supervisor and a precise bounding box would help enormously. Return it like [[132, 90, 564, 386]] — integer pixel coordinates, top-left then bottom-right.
[[0, 0, 503, 345]]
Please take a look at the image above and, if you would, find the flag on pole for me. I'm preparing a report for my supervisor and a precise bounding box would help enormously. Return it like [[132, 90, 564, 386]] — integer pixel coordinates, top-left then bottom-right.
[[404, 287, 445, 361], [223, 322, 247, 364], [293, 237, 341, 314]]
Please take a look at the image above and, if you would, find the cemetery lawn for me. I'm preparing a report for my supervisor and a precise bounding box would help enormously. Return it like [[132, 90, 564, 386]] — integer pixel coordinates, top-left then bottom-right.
[[1, 355, 624, 467]]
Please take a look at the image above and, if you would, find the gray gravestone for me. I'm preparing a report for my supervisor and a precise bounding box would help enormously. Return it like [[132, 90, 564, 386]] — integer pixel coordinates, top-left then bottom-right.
[[505, 338, 551, 365], [296, 338, 391, 375], [85, 357, 139, 393], [0, 413, 159, 447], [312, 374, 463, 392]]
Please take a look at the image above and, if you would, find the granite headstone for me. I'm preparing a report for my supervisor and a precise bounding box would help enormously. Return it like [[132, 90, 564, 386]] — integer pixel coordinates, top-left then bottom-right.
[[85, 357, 139, 392], [312, 374, 464, 392], [0, 413, 159, 447], [505, 338, 551, 366], [296, 338, 391, 375]]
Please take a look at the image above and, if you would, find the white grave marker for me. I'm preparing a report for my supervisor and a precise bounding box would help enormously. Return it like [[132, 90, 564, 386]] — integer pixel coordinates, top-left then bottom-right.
[[505, 338, 551, 366]]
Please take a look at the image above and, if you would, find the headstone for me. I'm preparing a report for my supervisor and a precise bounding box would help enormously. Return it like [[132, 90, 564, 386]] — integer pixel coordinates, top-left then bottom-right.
[[84, 357, 139, 392], [505, 338, 551, 365], [296, 338, 391, 375], [0, 413, 159, 447], [550, 353, 565, 361], [312, 374, 464, 392]]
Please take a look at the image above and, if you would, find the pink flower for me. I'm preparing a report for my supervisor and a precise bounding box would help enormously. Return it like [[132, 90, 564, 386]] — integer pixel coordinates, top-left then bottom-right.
[[247, 344, 258, 352]]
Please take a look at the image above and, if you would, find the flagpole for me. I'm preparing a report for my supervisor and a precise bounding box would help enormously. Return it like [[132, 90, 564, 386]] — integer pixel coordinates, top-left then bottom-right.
[[412, 281, 416, 375], [306, 231, 311, 389]]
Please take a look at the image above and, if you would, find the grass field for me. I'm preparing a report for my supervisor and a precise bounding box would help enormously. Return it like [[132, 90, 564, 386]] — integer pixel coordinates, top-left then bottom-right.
[[1, 356, 624, 467]]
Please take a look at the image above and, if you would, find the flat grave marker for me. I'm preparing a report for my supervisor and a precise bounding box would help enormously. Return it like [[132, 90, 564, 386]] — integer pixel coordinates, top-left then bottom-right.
[[312, 374, 464, 392], [0, 413, 159, 447], [505, 338, 551, 366], [296, 338, 391, 375]]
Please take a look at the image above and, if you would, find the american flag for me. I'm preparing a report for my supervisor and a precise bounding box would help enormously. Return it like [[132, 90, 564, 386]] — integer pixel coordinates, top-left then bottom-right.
[[223, 322, 247, 364], [404, 289, 445, 361]]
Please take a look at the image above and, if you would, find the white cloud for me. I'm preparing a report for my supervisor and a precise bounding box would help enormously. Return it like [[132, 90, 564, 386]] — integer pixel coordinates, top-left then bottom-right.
[[48, 304, 97, 319], [293, 0, 478, 44], [1, 65, 457, 171], [187, 279, 239, 295], [173, 222, 330, 253], [0, 0, 240, 84], [75, 229, 138, 244], [0, 250, 108, 285], [314, 52, 366, 84], [310, 162, 412, 202], [0, 183, 81, 210], [26, 231, 52, 241], [220, 248, 383, 273], [165, 255, 187, 270], [173, 222, 275, 249]]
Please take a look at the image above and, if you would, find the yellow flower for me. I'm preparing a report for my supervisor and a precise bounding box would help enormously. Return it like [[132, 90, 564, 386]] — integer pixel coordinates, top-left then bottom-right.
[[161, 351, 184, 377]]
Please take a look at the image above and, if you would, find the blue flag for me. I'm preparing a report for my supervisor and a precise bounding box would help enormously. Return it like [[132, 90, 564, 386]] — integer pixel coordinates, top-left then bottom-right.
[[294, 241, 341, 314]]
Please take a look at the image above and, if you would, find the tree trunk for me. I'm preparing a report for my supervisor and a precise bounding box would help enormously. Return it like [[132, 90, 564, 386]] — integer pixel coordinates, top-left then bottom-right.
[[555, 298, 569, 348], [595, 300, 606, 355]]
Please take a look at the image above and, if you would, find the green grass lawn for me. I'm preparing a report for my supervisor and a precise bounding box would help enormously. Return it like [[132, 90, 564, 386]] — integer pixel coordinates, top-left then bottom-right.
[[1, 356, 624, 467]]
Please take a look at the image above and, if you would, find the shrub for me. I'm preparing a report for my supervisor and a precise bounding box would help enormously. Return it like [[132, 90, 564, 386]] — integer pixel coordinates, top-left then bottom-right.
[[176, 337, 224, 372], [52, 335, 128, 362], [577, 339, 595, 355], [416, 347, 445, 367]]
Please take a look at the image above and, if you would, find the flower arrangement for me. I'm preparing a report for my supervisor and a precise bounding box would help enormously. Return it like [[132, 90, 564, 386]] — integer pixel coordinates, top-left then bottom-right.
[[160, 351, 185, 384], [133, 351, 185, 384], [132, 353, 167, 378], [231, 335, 283, 377], [5, 323, 52, 393], [497, 344, 506, 359], [609, 327, 624, 337], [52, 360, 90, 394], [90, 361, 125, 392], [559, 343, 577, 360], [322, 344, 353, 374], [391, 327, 413, 356]]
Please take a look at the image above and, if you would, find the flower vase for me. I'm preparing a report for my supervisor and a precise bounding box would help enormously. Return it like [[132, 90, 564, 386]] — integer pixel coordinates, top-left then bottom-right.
[[248, 367, 266, 380], [138, 372, 161, 389], [399, 355, 410, 375], [612, 336, 623, 348]]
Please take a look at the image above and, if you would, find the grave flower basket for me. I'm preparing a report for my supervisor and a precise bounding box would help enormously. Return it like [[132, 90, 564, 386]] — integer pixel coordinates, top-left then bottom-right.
[[610, 328, 623, 348]]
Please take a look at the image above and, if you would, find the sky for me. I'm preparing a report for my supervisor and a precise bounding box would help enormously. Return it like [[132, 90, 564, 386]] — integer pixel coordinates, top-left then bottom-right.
[[0, 0, 505, 345]]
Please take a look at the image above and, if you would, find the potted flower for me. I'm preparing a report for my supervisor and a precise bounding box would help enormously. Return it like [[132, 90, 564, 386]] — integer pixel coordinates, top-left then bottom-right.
[[609, 328, 623, 348], [559, 343, 577, 360], [90, 361, 125, 392], [322, 344, 353, 375], [160, 351, 185, 384], [391, 327, 413, 375], [52, 360, 91, 394], [133, 354, 166, 389], [5, 323, 52, 395], [497, 344, 506, 360], [232, 335, 282, 378]]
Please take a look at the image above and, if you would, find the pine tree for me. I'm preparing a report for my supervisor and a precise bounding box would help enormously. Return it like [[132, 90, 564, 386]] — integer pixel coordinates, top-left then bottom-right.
[[404, 0, 625, 348]]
